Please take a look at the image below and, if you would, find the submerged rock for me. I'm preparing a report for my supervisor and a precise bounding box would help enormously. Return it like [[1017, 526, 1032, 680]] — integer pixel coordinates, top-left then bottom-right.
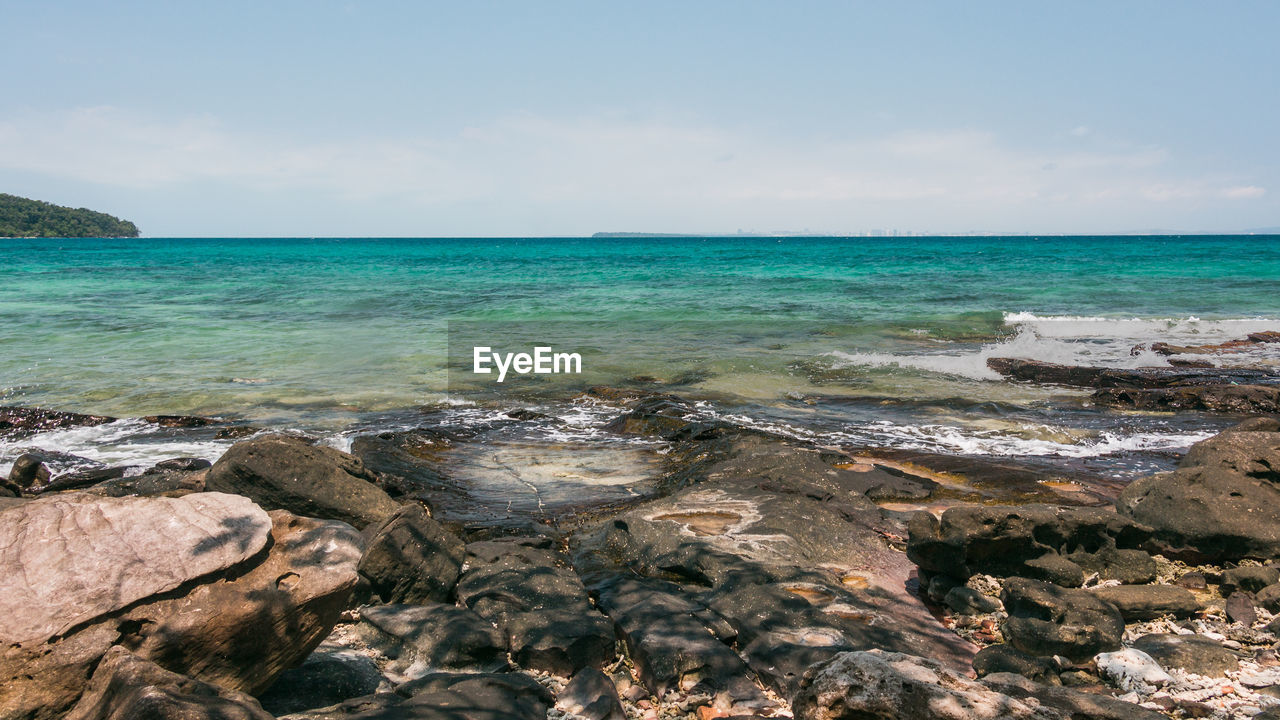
[[986, 358, 1278, 388], [206, 433, 400, 529]]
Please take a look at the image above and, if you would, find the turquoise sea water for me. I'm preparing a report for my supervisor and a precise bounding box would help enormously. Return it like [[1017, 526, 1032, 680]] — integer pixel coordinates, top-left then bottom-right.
[[2, 236, 1279, 475]]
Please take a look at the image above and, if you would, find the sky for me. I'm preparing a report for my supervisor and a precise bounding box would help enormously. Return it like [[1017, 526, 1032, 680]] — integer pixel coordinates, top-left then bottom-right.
[[1, 1, 1277, 237]]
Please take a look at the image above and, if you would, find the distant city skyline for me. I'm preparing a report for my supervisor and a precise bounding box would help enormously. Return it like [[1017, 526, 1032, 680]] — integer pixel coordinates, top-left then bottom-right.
[[1, 1, 1277, 237]]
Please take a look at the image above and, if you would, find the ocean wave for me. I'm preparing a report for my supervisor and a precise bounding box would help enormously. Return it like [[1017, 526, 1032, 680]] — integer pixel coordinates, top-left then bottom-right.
[[0, 419, 236, 477], [1002, 312, 1280, 341]]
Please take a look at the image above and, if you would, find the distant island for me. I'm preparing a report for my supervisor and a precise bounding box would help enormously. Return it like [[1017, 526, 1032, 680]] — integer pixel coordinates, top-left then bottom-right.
[[0, 193, 139, 238]]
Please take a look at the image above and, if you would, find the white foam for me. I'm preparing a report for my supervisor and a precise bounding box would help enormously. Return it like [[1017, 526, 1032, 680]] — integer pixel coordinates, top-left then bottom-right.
[[0, 419, 236, 477]]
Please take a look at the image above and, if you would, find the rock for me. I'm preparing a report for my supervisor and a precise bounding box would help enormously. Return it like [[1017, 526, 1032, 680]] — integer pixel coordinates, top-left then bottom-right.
[[1093, 384, 1280, 413], [907, 505, 1151, 586], [39, 465, 135, 493], [0, 406, 114, 437], [982, 671, 1168, 720], [1226, 591, 1258, 624], [971, 644, 1058, 684], [206, 433, 400, 529], [358, 603, 508, 675], [1118, 430, 1280, 561], [1068, 547, 1158, 585], [8, 452, 51, 488], [153, 457, 214, 471], [1176, 572, 1208, 589], [791, 650, 1065, 720], [83, 465, 207, 498], [1094, 648, 1171, 690], [395, 672, 553, 720], [256, 649, 385, 715], [144, 414, 215, 427], [1131, 633, 1240, 676], [1222, 565, 1280, 594], [945, 586, 1004, 615], [359, 504, 465, 603], [1089, 584, 1199, 621], [986, 358, 1279, 388], [1000, 578, 1124, 662], [0, 492, 272, 645], [1257, 583, 1280, 612], [593, 576, 766, 707], [456, 550, 615, 675], [556, 667, 627, 720], [63, 646, 272, 720], [0, 497, 362, 720]]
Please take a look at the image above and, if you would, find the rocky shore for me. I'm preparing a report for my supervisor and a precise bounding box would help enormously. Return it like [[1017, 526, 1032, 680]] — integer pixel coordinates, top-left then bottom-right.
[[4, 350, 1280, 719]]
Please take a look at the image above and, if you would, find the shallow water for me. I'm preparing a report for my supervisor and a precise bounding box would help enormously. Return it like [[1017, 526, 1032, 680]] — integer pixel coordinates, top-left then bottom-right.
[[2, 235, 1277, 478]]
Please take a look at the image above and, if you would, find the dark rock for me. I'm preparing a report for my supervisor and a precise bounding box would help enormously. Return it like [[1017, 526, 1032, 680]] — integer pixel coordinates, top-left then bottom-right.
[[983, 671, 1168, 720], [944, 586, 1003, 615], [986, 358, 1279, 389], [206, 433, 400, 529], [359, 504, 465, 603], [456, 551, 615, 675], [395, 672, 552, 720], [593, 576, 765, 707], [1232, 417, 1280, 432], [1176, 572, 1208, 590], [153, 457, 213, 472], [358, 604, 508, 675], [1226, 591, 1258, 624], [39, 465, 134, 493], [1067, 547, 1157, 585], [63, 646, 272, 720], [8, 452, 51, 488], [1257, 583, 1280, 612], [1132, 633, 1240, 676], [907, 505, 1151, 586], [1118, 430, 1280, 561], [1000, 578, 1124, 662], [257, 649, 384, 715], [792, 650, 1064, 720], [83, 466, 206, 498], [603, 395, 696, 438], [144, 414, 215, 428], [0, 406, 114, 437], [971, 644, 1058, 684], [1089, 584, 1199, 621], [555, 667, 626, 720], [1221, 565, 1280, 594], [1093, 384, 1280, 413]]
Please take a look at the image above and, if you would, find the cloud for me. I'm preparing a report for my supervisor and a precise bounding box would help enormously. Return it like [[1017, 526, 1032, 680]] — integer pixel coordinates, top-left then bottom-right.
[[0, 106, 1269, 233]]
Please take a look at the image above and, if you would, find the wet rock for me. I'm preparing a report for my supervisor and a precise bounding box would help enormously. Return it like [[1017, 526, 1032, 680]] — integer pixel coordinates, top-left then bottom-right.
[[85, 465, 207, 498], [359, 504, 465, 604], [603, 394, 697, 438], [971, 644, 1058, 684], [907, 505, 1151, 586], [63, 646, 272, 720], [1118, 430, 1280, 561], [1089, 584, 1199, 621], [982, 671, 1168, 720], [207, 433, 400, 529], [144, 414, 216, 427], [1000, 578, 1124, 662], [0, 406, 114, 437], [1131, 633, 1240, 676], [8, 452, 51, 488], [39, 465, 134, 493], [792, 650, 1064, 720], [593, 576, 766, 707], [556, 667, 626, 720], [945, 586, 1004, 615], [1093, 384, 1280, 413], [257, 649, 385, 715], [153, 456, 214, 471], [986, 358, 1279, 388], [0, 496, 361, 720], [456, 549, 615, 675], [357, 604, 508, 675], [1226, 590, 1258, 624]]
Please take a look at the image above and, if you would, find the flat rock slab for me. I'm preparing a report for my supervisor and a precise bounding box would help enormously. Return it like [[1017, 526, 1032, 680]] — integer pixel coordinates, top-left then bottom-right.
[[0, 491, 272, 644], [0, 406, 115, 438], [1131, 633, 1241, 677], [1089, 584, 1200, 621]]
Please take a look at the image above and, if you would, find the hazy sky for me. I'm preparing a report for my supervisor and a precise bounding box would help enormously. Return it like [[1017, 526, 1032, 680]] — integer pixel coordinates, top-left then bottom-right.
[[2, 1, 1277, 236]]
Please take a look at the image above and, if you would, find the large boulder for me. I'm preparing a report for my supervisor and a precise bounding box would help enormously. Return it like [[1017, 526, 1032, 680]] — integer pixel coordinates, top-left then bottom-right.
[[63, 646, 273, 720], [1118, 429, 1280, 560], [0, 493, 362, 720], [206, 433, 400, 529], [358, 504, 465, 604], [791, 650, 1065, 720], [1000, 578, 1124, 662]]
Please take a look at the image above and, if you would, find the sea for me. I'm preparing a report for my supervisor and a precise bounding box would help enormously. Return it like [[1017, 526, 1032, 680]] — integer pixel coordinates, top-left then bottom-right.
[[2, 235, 1279, 483]]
